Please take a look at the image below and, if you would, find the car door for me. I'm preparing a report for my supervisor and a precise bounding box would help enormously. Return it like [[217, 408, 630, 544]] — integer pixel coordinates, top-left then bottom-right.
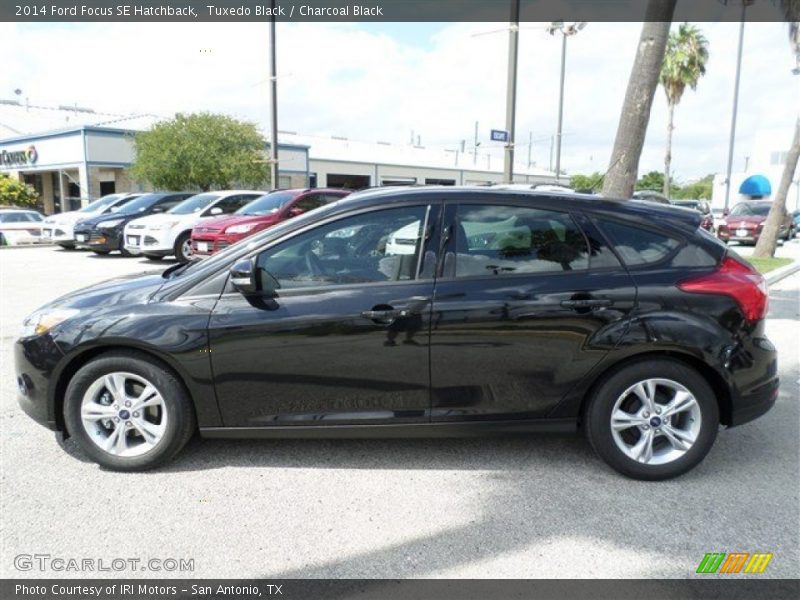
[[208, 201, 441, 427], [429, 196, 636, 422]]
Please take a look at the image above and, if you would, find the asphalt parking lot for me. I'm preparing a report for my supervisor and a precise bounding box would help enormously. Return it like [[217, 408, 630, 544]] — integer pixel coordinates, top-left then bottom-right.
[[0, 245, 798, 579]]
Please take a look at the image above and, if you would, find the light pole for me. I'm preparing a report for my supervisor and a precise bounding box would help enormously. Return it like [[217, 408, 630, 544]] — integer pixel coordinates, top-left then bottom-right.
[[723, 3, 748, 210], [268, 0, 279, 190], [502, 0, 521, 183], [547, 21, 586, 182]]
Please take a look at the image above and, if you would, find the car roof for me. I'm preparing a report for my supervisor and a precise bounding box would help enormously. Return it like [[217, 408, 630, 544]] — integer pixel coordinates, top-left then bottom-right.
[[337, 186, 702, 232]]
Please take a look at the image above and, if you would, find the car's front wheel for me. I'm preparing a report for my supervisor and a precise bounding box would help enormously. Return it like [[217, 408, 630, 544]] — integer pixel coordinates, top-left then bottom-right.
[[64, 351, 195, 471], [584, 359, 719, 480], [174, 232, 192, 264]]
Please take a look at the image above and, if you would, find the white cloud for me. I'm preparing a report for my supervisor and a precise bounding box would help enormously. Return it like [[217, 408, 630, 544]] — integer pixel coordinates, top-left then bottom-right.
[[1, 20, 797, 181]]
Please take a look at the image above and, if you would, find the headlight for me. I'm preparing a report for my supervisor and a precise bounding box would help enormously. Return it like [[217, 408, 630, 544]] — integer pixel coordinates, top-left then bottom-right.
[[20, 308, 80, 337], [98, 218, 124, 228], [226, 223, 257, 234], [152, 221, 181, 230]]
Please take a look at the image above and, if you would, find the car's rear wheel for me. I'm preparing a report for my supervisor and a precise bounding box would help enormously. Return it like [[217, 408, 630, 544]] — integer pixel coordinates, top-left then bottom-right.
[[174, 232, 192, 264], [584, 359, 719, 480], [64, 352, 195, 471]]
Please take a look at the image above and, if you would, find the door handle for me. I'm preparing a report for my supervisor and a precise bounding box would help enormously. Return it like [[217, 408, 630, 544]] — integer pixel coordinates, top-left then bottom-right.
[[560, 299, 612, 309], [361, 309, 409, 322]]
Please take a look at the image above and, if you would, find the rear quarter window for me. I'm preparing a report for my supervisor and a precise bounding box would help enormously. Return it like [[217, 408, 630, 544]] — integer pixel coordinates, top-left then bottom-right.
[[598, 219, 680, 266]]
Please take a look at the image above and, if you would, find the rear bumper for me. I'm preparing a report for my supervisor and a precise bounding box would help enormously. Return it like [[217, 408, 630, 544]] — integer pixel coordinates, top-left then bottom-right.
[[727, 335, 780, 427]]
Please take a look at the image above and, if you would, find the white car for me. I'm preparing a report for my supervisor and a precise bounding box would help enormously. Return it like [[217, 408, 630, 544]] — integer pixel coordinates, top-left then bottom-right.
[[0, 209, 45, 245], [41, 193, 141, 249], [123, 190, 264, 263]]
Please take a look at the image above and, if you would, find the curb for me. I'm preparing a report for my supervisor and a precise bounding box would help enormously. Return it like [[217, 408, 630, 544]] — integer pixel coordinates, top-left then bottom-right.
[[766, 260, 800, 286]]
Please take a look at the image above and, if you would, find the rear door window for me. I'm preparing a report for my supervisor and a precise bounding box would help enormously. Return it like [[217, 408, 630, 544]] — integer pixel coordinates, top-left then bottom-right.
[[598, 220, 680, 266], [453, 204, 590, 277]]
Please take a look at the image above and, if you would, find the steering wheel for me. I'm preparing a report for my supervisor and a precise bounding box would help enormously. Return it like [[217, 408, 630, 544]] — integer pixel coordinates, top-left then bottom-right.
[[304, 251, 330, 279]]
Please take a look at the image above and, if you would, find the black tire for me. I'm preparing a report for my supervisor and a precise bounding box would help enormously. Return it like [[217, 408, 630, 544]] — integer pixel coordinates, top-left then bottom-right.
[[584, 359, 719, 481], [144, 254, 164, 261], [174, 231, 192, 264], [58, 243, 75, 250], [92, 250, 111, 256], [120, 247, 133, 257], [63, 351, 196, 471]]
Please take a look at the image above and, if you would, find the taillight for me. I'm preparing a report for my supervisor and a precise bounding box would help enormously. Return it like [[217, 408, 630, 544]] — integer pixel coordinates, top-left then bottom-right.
[[678, 255, 768, 322]]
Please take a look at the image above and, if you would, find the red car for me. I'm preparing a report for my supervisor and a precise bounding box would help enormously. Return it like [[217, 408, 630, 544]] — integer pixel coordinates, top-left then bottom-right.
[[191, 188, 351, 256], [717, 200, 795, 245]]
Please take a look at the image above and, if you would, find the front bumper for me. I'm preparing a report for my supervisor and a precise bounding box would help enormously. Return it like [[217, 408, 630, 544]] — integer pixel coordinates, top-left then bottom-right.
[[14, 334, 65, 431], [124, 227, 174, 255], [73, 227, 122, 251], [190, 233, 238, 256], [42, 224, 75, 244], [718, 228, 759, 243]]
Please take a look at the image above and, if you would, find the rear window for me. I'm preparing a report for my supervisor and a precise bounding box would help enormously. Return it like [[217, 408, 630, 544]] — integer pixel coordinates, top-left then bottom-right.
[[598, 220, 680, 266]]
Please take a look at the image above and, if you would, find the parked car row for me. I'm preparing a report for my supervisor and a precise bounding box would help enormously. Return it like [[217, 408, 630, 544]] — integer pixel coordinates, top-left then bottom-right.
[[14, 189, 799, 255], [37, 188, 353, 262]]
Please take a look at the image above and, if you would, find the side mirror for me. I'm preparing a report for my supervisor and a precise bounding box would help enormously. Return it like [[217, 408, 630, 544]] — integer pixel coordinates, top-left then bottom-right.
[[230, 259, 258, 295], [210, 207, 223, 215]]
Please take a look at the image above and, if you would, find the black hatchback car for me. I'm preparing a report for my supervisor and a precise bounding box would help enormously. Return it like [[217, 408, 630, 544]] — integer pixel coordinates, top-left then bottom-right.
[[15, 188, 778, 479], [73, 192, 194, 255]]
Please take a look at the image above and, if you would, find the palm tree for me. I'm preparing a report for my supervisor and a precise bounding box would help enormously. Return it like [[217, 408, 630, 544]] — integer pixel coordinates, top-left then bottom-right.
[[602, 0, 677, 200], [659, 24, 709, 200], [753, 3, 799, 258]]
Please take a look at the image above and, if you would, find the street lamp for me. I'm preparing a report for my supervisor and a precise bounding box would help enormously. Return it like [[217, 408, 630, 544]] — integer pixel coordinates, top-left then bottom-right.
[[546, 21, 586, 181]]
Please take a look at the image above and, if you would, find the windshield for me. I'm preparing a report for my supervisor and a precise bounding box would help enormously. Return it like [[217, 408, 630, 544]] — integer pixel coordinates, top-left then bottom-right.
[[112, 194, 161, 215], [79, 194, 122, 213], [168, 193, 220, 215], [730, 203, 770, 217], [236, 192, 297, 216]]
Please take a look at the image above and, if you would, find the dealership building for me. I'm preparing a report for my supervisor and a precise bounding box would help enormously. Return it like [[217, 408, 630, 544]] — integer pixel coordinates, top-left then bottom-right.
[[0, 102, 558, 214]]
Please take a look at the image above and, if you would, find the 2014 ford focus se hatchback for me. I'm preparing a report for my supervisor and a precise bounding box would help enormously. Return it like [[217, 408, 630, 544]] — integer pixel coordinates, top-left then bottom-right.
[[15, 188, 778, 479]]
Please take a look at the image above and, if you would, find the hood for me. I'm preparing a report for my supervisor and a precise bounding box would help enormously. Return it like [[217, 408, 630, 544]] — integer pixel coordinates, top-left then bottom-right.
[[195, 213, 279, 232], [75, 211, 146, 228], [38, 270, 167, 314], [43, 210, 88, 225], [127, 212, 197, 228]]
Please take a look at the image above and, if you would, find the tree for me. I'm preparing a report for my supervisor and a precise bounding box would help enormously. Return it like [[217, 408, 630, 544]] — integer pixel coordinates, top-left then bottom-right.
[[659, 24, 709, 200], [131, 113, 269, 191], [753, 3, 799, 258], [673, 174, 713, 200], [570, 172, 604, 192], [0, 173, 39, 208], [753, 118, 800, 258], [635, 170, 665, 191], [602, 0, 677, 200]]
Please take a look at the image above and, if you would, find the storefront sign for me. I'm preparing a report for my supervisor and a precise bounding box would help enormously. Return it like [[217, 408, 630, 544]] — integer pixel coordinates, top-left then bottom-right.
[[0, 145, 38, 167]]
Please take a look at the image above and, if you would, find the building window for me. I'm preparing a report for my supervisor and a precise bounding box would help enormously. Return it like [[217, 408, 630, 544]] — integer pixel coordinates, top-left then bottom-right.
[[425, 178, 456, 186]]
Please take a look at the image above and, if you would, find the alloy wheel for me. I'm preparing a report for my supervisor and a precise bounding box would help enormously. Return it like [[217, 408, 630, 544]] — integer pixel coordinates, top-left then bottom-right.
[[610, 378, 702, 465], [80, 372, 168, 457]]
